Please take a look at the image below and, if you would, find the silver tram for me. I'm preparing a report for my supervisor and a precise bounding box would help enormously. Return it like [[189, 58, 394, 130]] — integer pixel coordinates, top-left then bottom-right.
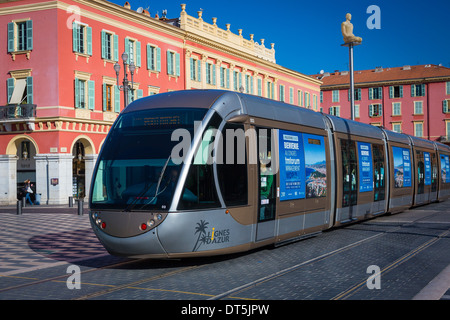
[[89, 90, 450, 258]]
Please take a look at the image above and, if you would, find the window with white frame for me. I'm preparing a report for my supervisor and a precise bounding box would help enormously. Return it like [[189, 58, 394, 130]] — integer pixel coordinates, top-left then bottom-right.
[[414, 101, 423, 114], [369, 104, 383, 117], [6, 75, 33, 105], [124, 38, 141, 67], [354, 104, 360, 118], [279, 84, 285, 102], [167, 50, 180, 77], [190, 58, 201, 81], [147, 44, 161, 72], [8, 20, 33, 53], [101, 30, 118, 61], [446, 82, 450, 95], [332, 90, 339, 102], [206, 62, 215, 85], [389, 85, 403, 98], [392, 102, 401, 116], [392, 122, 402, 133], [369, 87, 382, 100], [73, 22, 92, 55], [329, 106, 340, 116], [414, 122, 423, 137], [411, 84, 425, 97], [298, 90, 303, 107], [348, 88, 361, 101], [443, 99, 450, 113]]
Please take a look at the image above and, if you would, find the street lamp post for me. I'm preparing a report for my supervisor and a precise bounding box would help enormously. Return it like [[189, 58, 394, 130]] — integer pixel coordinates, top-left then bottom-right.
[[114, 52, 135, 109]]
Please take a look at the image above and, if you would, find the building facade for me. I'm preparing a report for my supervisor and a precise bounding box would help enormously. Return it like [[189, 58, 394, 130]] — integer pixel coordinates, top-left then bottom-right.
[[0, 0, 321, 205], [315, 64, 450, 144]]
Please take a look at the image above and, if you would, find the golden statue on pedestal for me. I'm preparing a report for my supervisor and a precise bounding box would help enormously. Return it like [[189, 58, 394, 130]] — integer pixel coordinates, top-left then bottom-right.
[[341, 13, 362, 44]]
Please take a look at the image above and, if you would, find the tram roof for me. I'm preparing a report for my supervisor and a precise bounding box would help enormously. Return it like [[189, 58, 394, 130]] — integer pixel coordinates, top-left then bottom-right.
[[123, 90, 328, 130]]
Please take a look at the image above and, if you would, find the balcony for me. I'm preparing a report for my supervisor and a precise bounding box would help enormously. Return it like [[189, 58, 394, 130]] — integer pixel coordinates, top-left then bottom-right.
[[0, 104, 36, 131]]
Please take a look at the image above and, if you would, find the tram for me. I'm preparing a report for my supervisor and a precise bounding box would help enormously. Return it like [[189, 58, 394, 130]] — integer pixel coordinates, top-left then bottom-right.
[[89, 90, 450, 258]]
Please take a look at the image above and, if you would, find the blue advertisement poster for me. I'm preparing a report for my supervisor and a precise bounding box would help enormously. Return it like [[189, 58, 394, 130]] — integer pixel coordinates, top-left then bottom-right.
[[278, 130, 327, 201], [393, 147, 412, 188], [441, 155, 450, 183], [424, 152, 431, 186], [357, 142, 373, 192], [278, 130, 305, 200], [303, 134, 327, 198]]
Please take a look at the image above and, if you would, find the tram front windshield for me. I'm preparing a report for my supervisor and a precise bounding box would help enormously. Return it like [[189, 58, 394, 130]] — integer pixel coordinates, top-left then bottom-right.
[[90, 108, 208, 211]]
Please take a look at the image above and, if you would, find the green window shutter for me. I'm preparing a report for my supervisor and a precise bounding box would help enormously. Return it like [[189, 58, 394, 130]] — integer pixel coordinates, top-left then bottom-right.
[[7, 78, 15, 104], [26, 76, 33, 104], [226, 69, 230, 88], [156, 47, 161, 72], [197, 60, 201, 81], [26, 20, 33, 50], [167, 51, 172, 75], [206, 63, 210, 83], [72, 22, 79, 52], [443, 100, 448, 113], [400, 85, 403, 98], [136, 41, 141, 67], [114, 85, 120, 112], [175, 53, 180, 77], [411, 84, 416, 97], [258, 78, 262, 96], [421, 84, 425, 96], [389, 86, 393, 99], [190, 58, 194, 80], [124, 38, 130, 59], [101, 31, 106, 59], [74, 79, 80, 108], [147, 44, 152, 70], [102, 83, 107, 111], [7, 22, 14, 52], [369, 88, 373, 100], [88, 80, 95, 110], [137, 89, 143, 99], [379, 87, 382, 99], [86, 26, 92, 56], [113, 35, 118, 61]]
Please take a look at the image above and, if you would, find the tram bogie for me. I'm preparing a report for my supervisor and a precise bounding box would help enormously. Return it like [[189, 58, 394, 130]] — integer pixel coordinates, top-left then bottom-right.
[[89, 90, 450, 259]]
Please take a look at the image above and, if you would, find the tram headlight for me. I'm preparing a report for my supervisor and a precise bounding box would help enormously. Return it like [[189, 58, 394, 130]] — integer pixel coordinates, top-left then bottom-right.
[[148, 219, 155, 227], [156, 214, 162, 220]]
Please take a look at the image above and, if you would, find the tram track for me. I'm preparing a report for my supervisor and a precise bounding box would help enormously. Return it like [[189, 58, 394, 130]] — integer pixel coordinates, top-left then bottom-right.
[[1, 209, 448, 300], [209, 211, 450, 300]]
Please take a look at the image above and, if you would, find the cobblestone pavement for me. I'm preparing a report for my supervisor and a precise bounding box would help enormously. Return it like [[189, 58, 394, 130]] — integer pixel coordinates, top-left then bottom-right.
[[0, 202, 449, 304]]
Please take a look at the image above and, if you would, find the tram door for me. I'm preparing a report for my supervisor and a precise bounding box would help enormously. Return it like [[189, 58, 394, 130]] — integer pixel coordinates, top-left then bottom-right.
[[256, 127, 277, 241]]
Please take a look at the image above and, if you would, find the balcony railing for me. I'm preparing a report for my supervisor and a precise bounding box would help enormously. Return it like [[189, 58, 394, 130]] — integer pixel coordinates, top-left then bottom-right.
[[0, 104, 36, 120]]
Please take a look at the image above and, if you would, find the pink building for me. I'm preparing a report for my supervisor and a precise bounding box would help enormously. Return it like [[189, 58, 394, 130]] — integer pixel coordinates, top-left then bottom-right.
[[315, 65, 450, 144], [0, 0, 321, 205]]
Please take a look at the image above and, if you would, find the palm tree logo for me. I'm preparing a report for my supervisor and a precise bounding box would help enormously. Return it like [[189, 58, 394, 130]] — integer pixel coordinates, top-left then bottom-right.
[[192, 220, 209, 252]]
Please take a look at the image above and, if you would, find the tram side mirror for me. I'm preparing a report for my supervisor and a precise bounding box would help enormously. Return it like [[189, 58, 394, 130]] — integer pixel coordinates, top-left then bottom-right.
[[227, 114, 249, 123]]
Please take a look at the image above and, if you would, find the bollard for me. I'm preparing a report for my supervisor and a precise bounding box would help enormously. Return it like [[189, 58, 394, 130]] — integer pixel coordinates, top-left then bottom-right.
[[16, 199, 22, 215], [22, 196, 26, 207], [77, 198, 84, 216], [69, 196, 73, 207]]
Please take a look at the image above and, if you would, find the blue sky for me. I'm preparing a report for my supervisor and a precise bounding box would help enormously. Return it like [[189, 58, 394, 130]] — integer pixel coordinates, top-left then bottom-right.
[[109, 0, 450, 75]]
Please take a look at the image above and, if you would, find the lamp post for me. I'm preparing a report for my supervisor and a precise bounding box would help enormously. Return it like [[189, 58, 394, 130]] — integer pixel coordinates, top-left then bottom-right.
[[114, 52, 135, 109]]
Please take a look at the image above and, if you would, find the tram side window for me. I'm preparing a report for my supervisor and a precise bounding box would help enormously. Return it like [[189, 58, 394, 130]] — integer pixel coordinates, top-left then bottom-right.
[[431, 153, 438, 192], [341, 139, 358, 207], [416, 151, 425, 194], [178, 113, 221, 210], [217, 123, 248, 206], [372, 144, 385, 201]]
